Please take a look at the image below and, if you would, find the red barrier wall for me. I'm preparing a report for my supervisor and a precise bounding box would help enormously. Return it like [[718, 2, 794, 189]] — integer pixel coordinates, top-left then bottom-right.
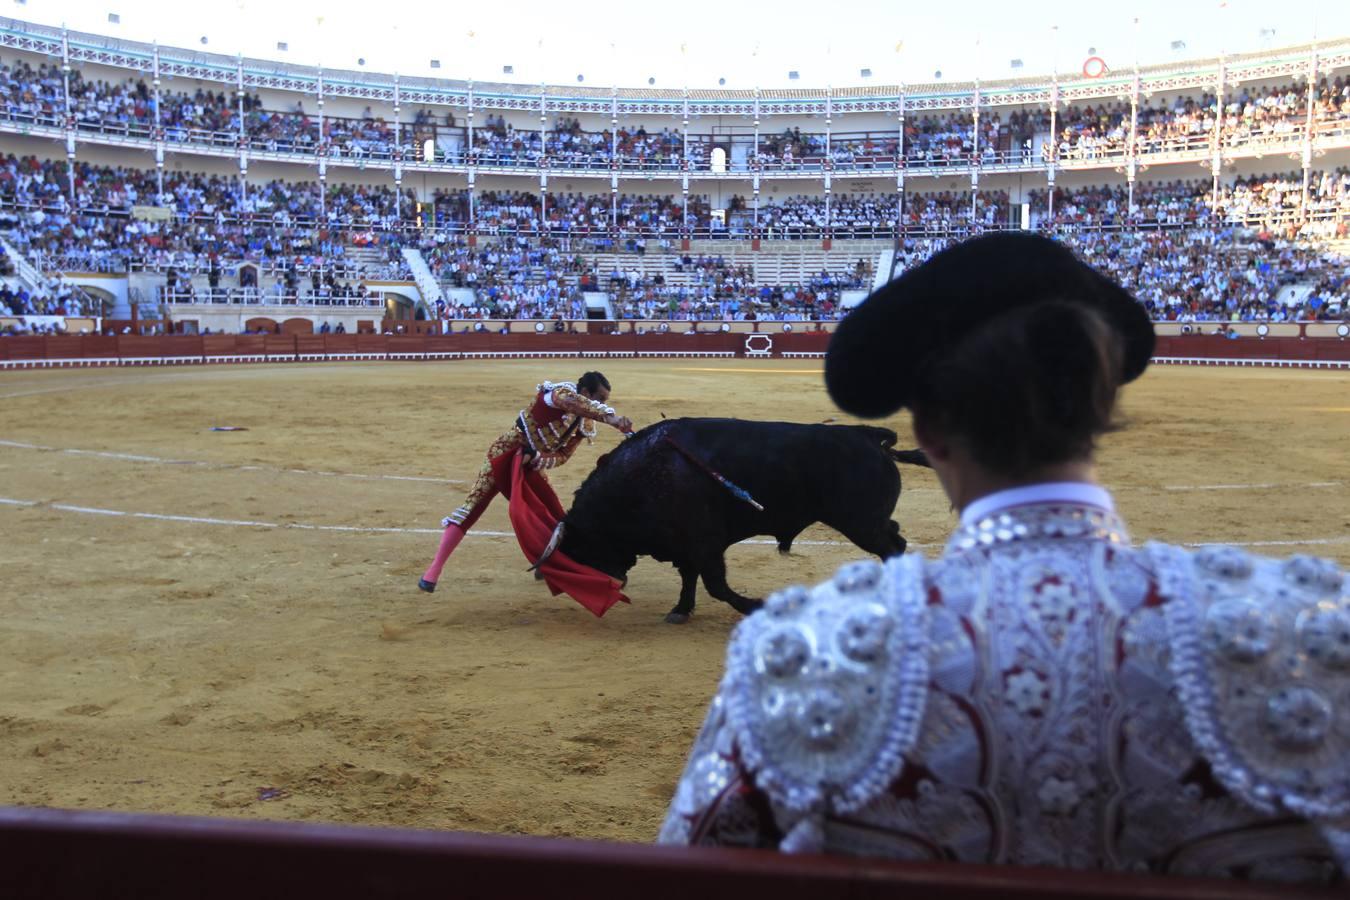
[[0, 806, 1329, 900], [1153, 335, 1350, 361], [2, 332, 1348, 366]]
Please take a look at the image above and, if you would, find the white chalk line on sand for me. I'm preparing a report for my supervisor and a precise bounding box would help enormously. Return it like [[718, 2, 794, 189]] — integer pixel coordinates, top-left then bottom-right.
[[0, 439, 462, 485], [3, 495, 1349, 551], [0, 497, 845, 544], [3, 436, 1346, 496], [0, 365, 372, 401], [1163, 481, 1344, 491]]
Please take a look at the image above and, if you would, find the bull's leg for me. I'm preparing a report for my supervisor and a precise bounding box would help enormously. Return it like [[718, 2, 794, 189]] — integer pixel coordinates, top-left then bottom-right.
[[665, 563, 699, 625], [777, 525, 806, 555], [700, 554, 763, 616]]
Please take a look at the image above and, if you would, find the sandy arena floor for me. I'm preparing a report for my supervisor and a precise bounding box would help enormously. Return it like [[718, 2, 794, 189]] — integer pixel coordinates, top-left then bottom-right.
[[0, 360, 1347, 842]]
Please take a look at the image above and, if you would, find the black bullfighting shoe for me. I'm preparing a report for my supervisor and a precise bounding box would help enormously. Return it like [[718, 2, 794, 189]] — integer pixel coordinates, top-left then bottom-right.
[[418, 578, 437, 593]]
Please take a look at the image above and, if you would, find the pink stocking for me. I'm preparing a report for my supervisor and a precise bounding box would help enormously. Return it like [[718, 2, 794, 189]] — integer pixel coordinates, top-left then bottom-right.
[[422, 524, 466, 585]]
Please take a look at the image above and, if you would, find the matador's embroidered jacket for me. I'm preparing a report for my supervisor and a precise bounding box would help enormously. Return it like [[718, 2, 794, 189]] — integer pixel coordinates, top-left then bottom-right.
[[659, 489, 1350, 886], [445, 381, 616, 529], [514, 380, 616, 470]]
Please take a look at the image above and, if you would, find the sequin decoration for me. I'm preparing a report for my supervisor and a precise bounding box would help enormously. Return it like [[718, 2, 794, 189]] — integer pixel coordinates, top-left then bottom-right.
[[1196, 546, 1256, 581], [767, 586, 810, 618], [1205, 598, 1279, 664], [1264, 685, 1334, 750], [1298, 604, 1350, 671], [833, 560, 884, 594], [799, 687, 853, 748], [757, 627, 812, 680], [1284, 556, 1345, 595], [837, 605, 892, 665], [947, 504, 1129, 555]]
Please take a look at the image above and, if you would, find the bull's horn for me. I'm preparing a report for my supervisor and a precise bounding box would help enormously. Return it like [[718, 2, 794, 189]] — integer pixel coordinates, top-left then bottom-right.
[[528, 522, 566, 572]]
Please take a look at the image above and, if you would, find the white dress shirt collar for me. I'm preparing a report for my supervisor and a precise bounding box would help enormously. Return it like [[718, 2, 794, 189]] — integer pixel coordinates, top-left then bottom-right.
[[959, 482, 1115, 529]]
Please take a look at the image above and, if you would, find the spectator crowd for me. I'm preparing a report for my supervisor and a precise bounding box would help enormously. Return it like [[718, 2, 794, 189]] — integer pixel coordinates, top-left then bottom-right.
[[1052, 77, 1350, 161], [4, 55, 1347, 173], [0, 157, 1346, 329]]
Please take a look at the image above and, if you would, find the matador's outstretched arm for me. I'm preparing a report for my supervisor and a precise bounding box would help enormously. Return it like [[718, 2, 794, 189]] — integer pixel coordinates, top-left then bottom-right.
[[547, 384, 632, 432]]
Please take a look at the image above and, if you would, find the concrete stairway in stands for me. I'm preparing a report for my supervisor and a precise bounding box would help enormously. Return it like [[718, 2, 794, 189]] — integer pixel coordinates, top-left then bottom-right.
[[583, 244, 888, 291], [874, 248, 895, 289], [344, 244, 396, 275], [0, 231, 115, 316], [0, 232, 48, 295], [401, 247, 445, 308]]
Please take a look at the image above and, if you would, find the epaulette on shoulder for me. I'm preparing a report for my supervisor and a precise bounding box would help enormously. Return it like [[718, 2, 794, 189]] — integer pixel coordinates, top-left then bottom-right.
[[1148, 543, 1350, 822], [722, 554, 932, 817]]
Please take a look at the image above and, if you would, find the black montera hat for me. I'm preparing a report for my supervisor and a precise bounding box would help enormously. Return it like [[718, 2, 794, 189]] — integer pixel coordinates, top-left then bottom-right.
[[825, 233, 1155, 418]]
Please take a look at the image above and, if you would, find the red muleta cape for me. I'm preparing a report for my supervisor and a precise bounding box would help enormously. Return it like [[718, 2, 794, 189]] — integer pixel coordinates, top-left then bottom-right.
[[491, 450, 630, 617]]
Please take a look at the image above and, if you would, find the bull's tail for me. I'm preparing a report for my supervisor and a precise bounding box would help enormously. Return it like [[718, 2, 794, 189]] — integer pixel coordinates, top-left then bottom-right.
[[850, 425, 900, 448], [848, 425, 931, 468], [890, 448, 932, 468]]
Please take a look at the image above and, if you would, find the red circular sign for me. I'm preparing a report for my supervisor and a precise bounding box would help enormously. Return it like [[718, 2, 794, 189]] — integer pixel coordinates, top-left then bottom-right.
[[1082, 56, 1108, 78]]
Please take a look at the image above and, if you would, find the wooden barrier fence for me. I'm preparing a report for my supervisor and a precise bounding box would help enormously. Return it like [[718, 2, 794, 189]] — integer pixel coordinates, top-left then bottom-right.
[[0, 332, 825, 367], [1154, 334, 1350, 365], [0, 332, 1347, 369], [0, 806, 1337, 900]]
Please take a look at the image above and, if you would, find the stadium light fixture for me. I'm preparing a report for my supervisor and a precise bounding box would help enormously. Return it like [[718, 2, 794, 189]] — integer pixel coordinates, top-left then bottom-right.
[[107, 12, 120, 24]]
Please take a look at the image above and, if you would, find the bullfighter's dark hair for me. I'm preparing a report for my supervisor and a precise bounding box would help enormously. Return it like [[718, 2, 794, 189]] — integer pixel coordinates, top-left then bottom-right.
[[911, 300, 1123, 478], [577, 371, 611, 394]]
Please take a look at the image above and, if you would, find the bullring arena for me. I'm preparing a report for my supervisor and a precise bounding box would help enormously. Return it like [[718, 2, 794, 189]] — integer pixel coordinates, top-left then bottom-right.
[[2, 359, 1347, 842], [3, 2, 1350, 895]]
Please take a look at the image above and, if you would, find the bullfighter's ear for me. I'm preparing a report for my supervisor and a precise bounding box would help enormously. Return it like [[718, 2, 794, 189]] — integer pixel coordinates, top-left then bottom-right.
[[912, 419, 950, 463]]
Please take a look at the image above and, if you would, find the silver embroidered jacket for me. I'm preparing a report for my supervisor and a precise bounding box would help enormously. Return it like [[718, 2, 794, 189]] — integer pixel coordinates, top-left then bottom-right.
[[658, 502, 1350, 884]]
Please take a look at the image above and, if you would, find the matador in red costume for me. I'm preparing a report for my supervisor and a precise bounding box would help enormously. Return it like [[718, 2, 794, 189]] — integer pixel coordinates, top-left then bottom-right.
[[418, 371, 633, 594]]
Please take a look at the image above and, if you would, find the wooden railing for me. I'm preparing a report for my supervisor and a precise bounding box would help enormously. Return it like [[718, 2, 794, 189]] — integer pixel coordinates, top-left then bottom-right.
[[0, 806, 1337, 900]]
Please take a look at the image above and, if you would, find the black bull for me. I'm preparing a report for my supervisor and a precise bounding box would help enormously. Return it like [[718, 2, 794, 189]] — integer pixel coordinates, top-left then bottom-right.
[[555, 418, 931, 624]]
